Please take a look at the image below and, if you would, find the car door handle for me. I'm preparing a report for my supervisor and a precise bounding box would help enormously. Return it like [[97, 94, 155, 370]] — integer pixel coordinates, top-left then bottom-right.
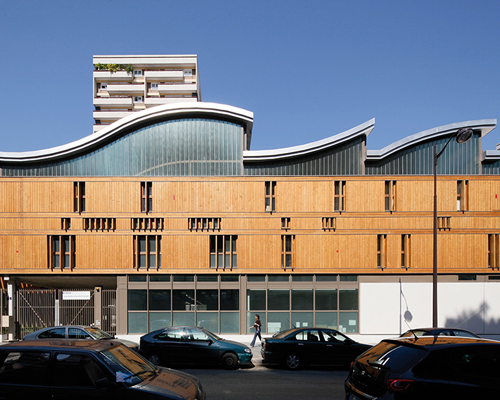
[[298, 343, 304, 346]]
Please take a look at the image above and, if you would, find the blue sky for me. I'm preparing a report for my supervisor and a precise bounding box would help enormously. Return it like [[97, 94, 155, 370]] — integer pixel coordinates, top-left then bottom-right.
[[1, 0, 499, 153]]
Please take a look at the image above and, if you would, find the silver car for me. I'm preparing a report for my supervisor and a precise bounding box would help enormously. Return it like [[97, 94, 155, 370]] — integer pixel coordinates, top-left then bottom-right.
[[23, 325, 139, 349]]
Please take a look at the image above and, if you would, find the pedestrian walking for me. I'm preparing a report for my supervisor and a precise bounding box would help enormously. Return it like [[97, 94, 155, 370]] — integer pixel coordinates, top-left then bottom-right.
[[249, 314, 262, 347]]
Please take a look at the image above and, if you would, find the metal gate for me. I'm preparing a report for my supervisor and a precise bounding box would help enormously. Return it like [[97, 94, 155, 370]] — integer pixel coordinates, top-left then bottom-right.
[[101, 289, 117, 336], [59, 289, 95, 327], [17, 288, 116, 338], [17, 289, 57, 337]]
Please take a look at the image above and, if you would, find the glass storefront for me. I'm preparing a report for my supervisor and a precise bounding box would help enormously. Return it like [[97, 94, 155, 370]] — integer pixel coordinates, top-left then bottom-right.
[[126, 274, 359, 334]]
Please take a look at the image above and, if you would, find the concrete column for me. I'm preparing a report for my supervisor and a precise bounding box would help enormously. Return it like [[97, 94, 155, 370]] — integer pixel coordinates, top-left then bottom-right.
[[116, 276, 128, 335]]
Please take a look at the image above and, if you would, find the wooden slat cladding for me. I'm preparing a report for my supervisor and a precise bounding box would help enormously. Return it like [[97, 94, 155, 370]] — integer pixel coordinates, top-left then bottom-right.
[[0, 176, 499, 275]]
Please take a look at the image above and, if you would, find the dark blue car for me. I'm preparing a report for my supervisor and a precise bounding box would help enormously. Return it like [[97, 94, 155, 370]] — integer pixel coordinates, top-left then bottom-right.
[[139, 326, 252, 369]]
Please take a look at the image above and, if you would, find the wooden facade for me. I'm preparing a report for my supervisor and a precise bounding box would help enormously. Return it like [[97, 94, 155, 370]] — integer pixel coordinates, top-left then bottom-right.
[[1, 175, 499, 276]]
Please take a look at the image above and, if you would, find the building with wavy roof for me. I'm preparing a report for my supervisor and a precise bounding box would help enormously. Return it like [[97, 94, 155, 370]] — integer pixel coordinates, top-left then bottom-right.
[[1, 58, 500, 342]]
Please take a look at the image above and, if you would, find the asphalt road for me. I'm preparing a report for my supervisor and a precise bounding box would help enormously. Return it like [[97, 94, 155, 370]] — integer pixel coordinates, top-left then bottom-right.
[[180, 345, 350, 400]]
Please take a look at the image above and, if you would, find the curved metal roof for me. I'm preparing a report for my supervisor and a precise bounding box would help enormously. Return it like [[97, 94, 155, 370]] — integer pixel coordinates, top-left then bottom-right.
[[366, 119, 496, 161], [0, 102, 253, 163], [243, 118, 375, 162]]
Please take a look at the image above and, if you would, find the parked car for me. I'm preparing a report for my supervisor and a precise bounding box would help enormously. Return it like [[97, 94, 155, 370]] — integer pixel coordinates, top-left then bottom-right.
[[261, 327, 371, 370], [0, 339, 205, 399], [23, 325, 139, 350], [400, 327, 480, 339], [139, 326, 252, 369], [345, 336, 500, 399]]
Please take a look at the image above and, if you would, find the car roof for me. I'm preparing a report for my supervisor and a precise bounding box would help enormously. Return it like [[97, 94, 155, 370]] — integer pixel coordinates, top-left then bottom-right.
[[406, 327, 473, 332], [3, 339, 119, 352], [34, 325, 91, 330], [386, 336, 499, 349]]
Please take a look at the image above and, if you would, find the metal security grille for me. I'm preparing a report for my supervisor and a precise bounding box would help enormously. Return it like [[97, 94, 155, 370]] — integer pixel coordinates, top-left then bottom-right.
[[18, 289, 56, 337], [16, 288, 117, 339], [102, 289, 117, 336], [59, 289, 95, 326]]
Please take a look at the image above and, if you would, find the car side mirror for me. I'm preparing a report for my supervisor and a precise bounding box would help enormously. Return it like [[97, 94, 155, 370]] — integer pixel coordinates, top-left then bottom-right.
[[207, 339, 214, 345], [344, 338, 354, 345]]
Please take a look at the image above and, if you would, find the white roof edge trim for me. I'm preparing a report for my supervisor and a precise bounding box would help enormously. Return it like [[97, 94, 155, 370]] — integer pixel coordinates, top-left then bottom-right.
[[0, 102, 254, 163], [366, 119, 497, 160], [243, 118, 375, 162]]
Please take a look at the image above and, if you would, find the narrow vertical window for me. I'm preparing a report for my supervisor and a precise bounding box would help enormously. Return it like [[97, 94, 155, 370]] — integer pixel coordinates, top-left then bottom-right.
[[133, 235, 161, 270], [281, 235, 294, 269], [141, 182, 153, 213], [48, 235, 76, 270], [401, 234, 411, 269], [334, 181, 346, 212], [488, 234, 499, 269], [210, 235, 237, 269], [73, 182, 85, 213], [281, 217, 291, 230], [385, 181, 396, 212], [377, 234, 387, 269], [265, 181, 276, 213], [457, 180, 469, 211]]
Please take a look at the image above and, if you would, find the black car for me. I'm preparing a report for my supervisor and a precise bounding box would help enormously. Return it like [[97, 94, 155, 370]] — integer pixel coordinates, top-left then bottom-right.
[[345, 336, 500, 399], [400, 327, 480, 339], [0, 339, 205, 400], [23, 325, 139, 349], [261, 327, 371, 370], [139, 326, 252, 369]]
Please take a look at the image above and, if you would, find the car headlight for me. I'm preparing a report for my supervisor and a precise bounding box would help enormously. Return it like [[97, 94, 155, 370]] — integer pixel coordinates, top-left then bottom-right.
[[244, 348, 251, 353]]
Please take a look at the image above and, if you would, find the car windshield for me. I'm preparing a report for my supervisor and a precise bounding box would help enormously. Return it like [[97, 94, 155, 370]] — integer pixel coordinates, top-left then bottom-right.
[[199, 327, 221, 341], [100, 344, 156, 385], [86, 327, 114, 340]]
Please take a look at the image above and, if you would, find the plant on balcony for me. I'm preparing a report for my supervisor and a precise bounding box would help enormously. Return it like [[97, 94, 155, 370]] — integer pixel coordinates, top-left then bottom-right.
[[94, 63, 134, 74]]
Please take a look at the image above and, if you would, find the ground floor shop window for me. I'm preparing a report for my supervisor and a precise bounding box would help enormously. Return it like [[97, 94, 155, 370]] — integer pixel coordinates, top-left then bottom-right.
[[127, 281, 240, 334], [126, 274, 358, 334], [246, 286, 359, 334]]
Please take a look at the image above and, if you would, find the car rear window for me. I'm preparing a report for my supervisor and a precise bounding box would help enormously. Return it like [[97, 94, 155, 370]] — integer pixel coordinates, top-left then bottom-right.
[[358, 341, 427, 373]]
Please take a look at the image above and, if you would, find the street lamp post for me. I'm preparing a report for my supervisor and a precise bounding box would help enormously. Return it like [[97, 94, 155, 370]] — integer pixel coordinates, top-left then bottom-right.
[[432, 128, 473, 327]]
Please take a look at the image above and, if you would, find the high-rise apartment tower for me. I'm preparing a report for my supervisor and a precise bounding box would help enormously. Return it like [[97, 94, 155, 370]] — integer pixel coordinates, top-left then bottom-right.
[[93, 55, 200, 132]]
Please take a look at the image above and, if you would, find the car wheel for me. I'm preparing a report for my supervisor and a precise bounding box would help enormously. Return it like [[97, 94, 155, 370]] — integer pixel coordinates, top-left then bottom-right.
[[148, 354, 161, 366], [284, 353, 300, 370], [221, 352, 238, 370]]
